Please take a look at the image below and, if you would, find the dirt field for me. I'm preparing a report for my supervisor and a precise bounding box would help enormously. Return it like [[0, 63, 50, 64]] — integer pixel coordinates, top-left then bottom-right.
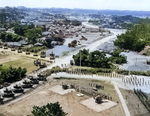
[[0, 79, 125, 116], [0, 49, 46, 74], [0, 51, 20, 64], [120, 89, 150, 116]]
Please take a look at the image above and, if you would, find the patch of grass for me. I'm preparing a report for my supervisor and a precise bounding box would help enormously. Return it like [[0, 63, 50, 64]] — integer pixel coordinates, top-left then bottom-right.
[[62, 51, 69, 56], [2, 57, 39, 74]]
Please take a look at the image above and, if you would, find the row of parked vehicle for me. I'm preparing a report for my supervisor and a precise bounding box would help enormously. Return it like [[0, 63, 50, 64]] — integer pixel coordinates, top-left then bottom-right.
[[0, 74, 47, 104]]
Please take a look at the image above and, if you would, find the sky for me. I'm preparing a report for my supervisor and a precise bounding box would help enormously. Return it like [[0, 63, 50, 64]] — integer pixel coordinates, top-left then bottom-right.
[[0, 0, 150, 11]]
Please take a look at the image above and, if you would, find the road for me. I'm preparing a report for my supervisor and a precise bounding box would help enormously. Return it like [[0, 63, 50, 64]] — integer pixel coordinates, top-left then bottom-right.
[[41, 23, 130, 116], [50, 72, 131, 116], [1, 23, 130, 116], [41, 23, 123, 72]]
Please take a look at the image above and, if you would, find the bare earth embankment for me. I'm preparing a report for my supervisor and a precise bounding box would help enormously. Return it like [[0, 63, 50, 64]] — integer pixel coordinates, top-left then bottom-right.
[[120, 89, 149, 116]]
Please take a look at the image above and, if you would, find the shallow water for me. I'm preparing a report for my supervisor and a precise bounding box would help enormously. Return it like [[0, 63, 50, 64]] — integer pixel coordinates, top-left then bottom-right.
[[46, 37, 80, 57]]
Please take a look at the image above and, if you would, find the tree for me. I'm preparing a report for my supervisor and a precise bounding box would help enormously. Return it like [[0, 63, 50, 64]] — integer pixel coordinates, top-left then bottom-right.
[[73, 49, 112, 68], [114, 23, 149, 52], [32, 102, 67, 116], [109, 49, 127, 64], [0, 32, 23, 42], [24, 28, 42, 44], [73, 49, 89, 66], [0, 66, 27, 83]]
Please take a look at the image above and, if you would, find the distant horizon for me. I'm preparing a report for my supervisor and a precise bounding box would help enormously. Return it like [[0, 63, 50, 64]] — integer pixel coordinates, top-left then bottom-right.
[[0, 0, 150, 11], [1, 6, 150, 12]]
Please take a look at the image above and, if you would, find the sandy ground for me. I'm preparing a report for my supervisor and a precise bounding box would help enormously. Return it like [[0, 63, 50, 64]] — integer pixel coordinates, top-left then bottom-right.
[[0, 51, 20, 64], [49, 85, 75, 95], [0, 47, 52, 63], [80, 98, 117, 112], [0, 79, 125, 116]]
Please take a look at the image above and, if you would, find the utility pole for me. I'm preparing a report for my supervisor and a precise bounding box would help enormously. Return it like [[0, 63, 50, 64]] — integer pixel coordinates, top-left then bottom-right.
[[77, 50, 83, 97]]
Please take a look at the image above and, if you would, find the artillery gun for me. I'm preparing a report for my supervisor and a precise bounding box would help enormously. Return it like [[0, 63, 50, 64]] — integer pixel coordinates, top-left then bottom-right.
[[50, 52, 55, 60], [95, 95, 103, 104], [70, 84, 75, 89], [3, 43, 8, 49], [40, 51, 46, 58], [33, 50, 38, 56], [96, 84, 104, 90], [62, 84, 68, 90], [26, 48, 30, 55], [34, 59, 47, 68], [18, 47, 22, 53], [11, 45, 15, 51]]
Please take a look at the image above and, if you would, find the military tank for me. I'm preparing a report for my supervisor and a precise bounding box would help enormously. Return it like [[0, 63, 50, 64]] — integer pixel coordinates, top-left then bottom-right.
[[3, 88, 15, 98]]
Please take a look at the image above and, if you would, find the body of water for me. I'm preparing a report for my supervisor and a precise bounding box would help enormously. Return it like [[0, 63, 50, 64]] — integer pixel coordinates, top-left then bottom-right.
[[46, 37, 80, 57]]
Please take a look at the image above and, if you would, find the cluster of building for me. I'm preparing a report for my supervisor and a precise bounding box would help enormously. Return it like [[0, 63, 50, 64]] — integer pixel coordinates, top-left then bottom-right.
[[46, 23, 99, 38]]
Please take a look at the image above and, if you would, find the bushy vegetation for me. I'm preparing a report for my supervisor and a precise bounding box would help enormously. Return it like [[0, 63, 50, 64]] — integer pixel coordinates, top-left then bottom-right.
[[22, 46, 47, 53], [41, 66, 67, 77], [14, 24, 42, 44], [24, 28, 42, 44], [14, 24, 34, 36], [0, 66, 27, 84], [80, 68, 113, 74], [73, 49, 112, 68], [114, 23, 150, 52], [62, 51, 69, 56], [73, 49, 127, 68], [117, 69, 150, 76], [32, 102, 67, 116], [109, 49, 127, 64], [42, 65, 114, 77], [134, 89, 150, 112], [68, 40, 77, 47], [0, 32, 24, 42]]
